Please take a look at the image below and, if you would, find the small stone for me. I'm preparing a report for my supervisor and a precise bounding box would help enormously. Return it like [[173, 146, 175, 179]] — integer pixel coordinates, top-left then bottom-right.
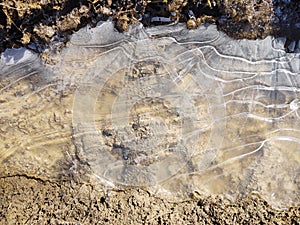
[[187, 19, 197, 29]]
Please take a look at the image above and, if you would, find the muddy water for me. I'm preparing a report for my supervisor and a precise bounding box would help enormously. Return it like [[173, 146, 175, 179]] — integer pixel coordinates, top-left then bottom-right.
[[0, 22, 299, 208]]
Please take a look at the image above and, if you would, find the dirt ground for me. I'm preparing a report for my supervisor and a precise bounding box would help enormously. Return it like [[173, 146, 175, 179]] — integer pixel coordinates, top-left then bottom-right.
[[1, 176, 299, 224], [0, 0, 299, 53], [0, 0, 300, 224]]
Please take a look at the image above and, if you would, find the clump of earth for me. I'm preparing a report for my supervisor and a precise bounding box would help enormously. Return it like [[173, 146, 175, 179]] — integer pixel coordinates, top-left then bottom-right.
[[0, 0, 299, 54]]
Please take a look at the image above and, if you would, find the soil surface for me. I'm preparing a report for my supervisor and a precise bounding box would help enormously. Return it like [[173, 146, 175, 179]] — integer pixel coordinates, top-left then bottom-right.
[[0, 1, 300, 225], [0, 0, 300, 54], [0, 175, 299, 224]]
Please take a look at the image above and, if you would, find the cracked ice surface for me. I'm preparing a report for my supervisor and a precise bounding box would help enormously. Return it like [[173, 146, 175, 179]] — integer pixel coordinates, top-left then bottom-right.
[[1, 22, 299, 208]]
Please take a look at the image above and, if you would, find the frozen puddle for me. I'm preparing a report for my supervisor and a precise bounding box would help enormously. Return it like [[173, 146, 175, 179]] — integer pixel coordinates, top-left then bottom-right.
[[0, 22, 299, 208]]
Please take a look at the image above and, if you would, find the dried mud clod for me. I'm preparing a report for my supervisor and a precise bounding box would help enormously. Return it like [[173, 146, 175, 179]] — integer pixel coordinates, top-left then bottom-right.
[[0, 0, 96, 53], [216, 0, 300, 41], [216, 0, 274, 39]]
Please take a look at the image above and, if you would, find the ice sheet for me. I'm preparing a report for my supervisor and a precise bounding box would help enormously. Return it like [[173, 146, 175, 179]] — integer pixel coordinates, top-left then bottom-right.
[[0, 22, 299, 208]]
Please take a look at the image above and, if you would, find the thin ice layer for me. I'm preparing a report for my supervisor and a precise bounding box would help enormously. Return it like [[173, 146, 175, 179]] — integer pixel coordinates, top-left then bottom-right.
[[0, 22, 299, 208], [68, 22, 299, 207]]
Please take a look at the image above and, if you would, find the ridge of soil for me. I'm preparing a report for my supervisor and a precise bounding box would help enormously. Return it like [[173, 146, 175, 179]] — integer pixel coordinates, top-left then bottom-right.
[[0, 0, 299, 54]]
